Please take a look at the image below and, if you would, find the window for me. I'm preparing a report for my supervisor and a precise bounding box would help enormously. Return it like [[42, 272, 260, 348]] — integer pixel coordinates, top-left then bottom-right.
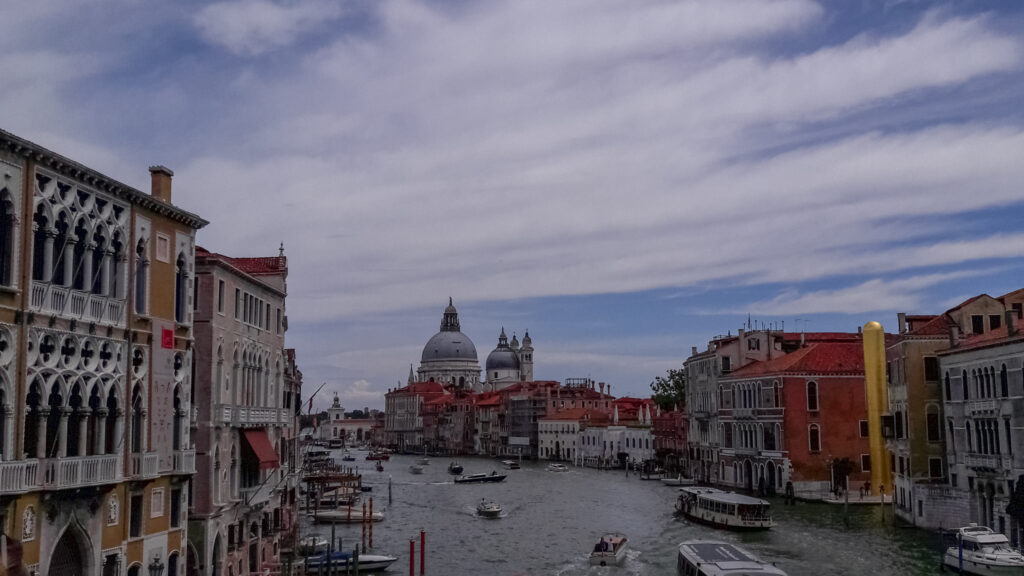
[[129, 494, 143, 538], [928, 457, 942, 478], [1014, 303, 1023, 320], [1006, 419, 1013, 456], [971, 315, 984, 334], [174, 253, 187, 323], [859, 420, 869, 437], [266, 303, 271, 330], [861, 454, 871, 472], [276, 308, 281, 334], [962, 370, 969, 400], [808, 424, 821, 452], [134, 240, 148, 315], [171, 487, 181, 528], [234, 288, 241, 319], [924, 357, 939, 382], [0, 193, 14, 287], [155, 234, 170, 263], [721, 356, 731, 372], [806, 381, 819, 411], [894, 411, 904, 440], [1000, 365, 1008, 397], [926, 407, 940, 442], [990, 314, 1002, 330], [944, 372, 951, 401], [218, 280, 225, 313], [151, 487, 164, 518]]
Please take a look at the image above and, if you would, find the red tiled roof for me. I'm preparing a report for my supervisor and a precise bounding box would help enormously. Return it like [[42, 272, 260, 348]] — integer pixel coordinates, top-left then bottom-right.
[[196, 245, 287, 278], [944, 329, 1024, 353], [907, 314, 953, 336], [725, 341, 865, 378], [946, 294, 988, 312], [541, 408, 608, 422], [475, 393, 502, 407]]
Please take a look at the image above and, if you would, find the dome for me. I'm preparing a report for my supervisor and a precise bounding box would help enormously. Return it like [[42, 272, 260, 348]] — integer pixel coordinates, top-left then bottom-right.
[[486, 347, 520, 371], [421, 331, 478, 363]]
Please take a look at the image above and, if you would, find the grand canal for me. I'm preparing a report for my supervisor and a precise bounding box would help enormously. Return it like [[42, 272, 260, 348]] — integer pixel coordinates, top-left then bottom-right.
[[301, 452, 947, 575]]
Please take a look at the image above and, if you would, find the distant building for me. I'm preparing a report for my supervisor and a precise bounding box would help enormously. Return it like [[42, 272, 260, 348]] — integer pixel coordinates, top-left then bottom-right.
[[652, 407, 688, 473], [417, 299, 481, 389], [319, 394, 375, 447]]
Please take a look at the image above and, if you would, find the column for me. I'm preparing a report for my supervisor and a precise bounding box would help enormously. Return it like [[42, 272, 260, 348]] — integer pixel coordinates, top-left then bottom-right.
[[100, 251, 112, 296], [3, 406, 12, 462], [95, 409, 108, 455], [57, 407, 70, 457], [37, 409, 49, 458], [42, 233, 55, 283], [113, 409, 124, 455], [62, 240, 75, 287], [82, 243, 95, 294], [77, 411, 88, 456], [140, 409, 148, 453]]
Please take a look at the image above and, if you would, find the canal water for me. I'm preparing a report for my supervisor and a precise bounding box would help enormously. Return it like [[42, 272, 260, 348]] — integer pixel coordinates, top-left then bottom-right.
[[301, 452, 947, 575]]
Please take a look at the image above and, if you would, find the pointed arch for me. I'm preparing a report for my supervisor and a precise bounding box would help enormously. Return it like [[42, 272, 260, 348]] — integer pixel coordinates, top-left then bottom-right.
[[48, 516, 94, 576]]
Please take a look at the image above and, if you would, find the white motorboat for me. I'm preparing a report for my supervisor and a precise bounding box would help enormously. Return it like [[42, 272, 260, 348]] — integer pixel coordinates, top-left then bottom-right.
[[675, 487, 773, 530], [454, 471, 507, 484], [310, 509, 385, 524], [660, 474, 696, 487], [476, 499, 503, 518], [409, 464, 424, 474], [547, 463, 569, 472], [589, 533, 628, 566], [502, 460, 521, 470], [300, 551, 399, 572], [297, 535, 329, 556], [943, 524, 1024, 576], [677, 540, 787, 575], [418, 457, 430, 465]]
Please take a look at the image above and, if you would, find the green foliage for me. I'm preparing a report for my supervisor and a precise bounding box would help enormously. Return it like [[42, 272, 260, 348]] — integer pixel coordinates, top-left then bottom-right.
[[650, 367, 687, 411]]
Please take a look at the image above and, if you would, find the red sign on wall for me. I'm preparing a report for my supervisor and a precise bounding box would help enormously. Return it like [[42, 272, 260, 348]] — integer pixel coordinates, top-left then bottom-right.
[[162, 328, 174, 349]]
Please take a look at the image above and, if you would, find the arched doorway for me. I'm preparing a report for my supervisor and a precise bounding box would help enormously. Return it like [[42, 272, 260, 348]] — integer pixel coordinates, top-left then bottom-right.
[[743, 460, 753, 491], [186, 540, 202, 576], [766, 461, 777, 493], [50, 523, 90, 576]]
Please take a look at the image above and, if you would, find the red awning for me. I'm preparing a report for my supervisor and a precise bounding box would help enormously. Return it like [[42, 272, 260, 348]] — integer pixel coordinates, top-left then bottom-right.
[[242, 429, 280, 470]]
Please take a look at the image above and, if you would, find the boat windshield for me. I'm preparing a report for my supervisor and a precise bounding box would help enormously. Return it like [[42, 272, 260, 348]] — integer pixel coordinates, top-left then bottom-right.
[[980, 543, 1014, 554]]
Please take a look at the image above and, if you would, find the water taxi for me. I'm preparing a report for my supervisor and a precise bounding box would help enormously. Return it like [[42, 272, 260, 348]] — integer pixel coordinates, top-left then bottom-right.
[[448, 461, 464, 475], [366, 451, 390, 461], [477, 499, 503, 518], [300, 551, 398, 572], [502, 460, 521, 470], [418, 457, 430, 465], [675, 487, 773, 530], [409, 464, 424, 474], [454, 471, 507, 484], [590, 533, 628, 566], [546, 463, 569, 472], [676, 540, 786, 575], [943, 524, 1024, 575], [310, 509, 386, 524]]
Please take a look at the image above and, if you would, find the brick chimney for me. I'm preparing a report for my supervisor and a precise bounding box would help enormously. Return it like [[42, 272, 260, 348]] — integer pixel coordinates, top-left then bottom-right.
[[149, 165, 174, 203], [897, 313, 907, 334], [950, 325, 961, 348]]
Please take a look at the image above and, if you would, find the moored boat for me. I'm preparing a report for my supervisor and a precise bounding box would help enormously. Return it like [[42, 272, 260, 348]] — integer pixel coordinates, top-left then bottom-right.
[[299, 551, 399, 572], [546, 463, 568, 472], [660, 474, 696, 487], [366, 452, 390, 461], [675, 487, 773, 530], [448, 461, 464, 475], [310, 509, 385, 524], [454, 471, 507, 484], [676, 540, 786, 575], [943, 524, 1024, 576], [297, 535, 329, 556], [476, 499, 502, 518], [589, 533, 628, 566]]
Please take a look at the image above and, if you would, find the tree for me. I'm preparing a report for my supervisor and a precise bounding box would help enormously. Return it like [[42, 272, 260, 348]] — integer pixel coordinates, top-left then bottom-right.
[[650, 367, 687, 411], [346, 410, 366, 419]]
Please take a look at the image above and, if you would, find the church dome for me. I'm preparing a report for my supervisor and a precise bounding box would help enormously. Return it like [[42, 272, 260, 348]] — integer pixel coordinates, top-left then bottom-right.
[[421, 331, 478, 363], [485, 327, 520, 371]]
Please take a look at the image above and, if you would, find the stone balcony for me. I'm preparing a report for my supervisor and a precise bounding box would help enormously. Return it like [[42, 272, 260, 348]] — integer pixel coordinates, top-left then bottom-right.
[[964, 453, 1008, 471], [215, 405, 284, 427], [966, 399, 998, 415], [172, 449, 196, 475], [129, 452, 159, 479], [0, 455, 121, 495], [30, 282, 126, 326]]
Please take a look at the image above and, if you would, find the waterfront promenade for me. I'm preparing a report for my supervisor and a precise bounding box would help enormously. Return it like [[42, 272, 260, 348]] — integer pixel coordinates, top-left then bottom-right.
[[301, 452, 946, 575]]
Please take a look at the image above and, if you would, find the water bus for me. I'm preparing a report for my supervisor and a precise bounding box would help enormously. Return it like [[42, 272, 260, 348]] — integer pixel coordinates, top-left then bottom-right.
[[675, 487, 773, 530], [676, 540, 786, 575]]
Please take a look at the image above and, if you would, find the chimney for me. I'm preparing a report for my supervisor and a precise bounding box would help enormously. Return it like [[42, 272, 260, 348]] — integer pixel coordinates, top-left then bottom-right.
[[800, 332, 806, 347], [950, 325, 961, 347], [691, 346, 697, 356], [149, 165, 174, 203], [897, 313, 907, 334], [1007, 310, 1018, 337], [599, 382, 605, 395]]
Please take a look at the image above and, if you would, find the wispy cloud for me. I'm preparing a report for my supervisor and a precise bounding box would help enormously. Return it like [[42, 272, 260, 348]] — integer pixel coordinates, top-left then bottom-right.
[[194, 0, 347, 56]]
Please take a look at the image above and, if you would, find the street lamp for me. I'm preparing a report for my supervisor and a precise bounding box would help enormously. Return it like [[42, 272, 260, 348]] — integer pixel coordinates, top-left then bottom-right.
[[148, 555, 165, 576]]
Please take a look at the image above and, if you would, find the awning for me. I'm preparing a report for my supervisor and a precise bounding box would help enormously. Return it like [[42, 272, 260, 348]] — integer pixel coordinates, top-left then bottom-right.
[[243, 429, 280, 470]]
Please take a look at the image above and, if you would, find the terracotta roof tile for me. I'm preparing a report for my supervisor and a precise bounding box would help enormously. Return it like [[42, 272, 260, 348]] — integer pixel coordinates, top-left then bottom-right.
[[725, 341, 865, 378]]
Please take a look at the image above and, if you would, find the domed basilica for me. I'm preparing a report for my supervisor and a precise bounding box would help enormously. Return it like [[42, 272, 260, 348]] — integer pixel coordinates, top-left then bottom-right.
[[415, 299, 534, 392]]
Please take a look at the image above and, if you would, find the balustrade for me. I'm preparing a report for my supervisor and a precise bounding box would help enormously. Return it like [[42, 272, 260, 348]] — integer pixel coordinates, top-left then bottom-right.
[[28, 281, 126, 325]]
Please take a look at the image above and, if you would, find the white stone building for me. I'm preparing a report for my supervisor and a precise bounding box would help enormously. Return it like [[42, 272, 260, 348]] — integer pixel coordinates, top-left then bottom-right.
[[417, 299, 481, 389]]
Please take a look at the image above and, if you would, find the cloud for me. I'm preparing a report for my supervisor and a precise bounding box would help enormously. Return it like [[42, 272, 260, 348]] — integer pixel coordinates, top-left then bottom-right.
[[194, 0, 346, 56]]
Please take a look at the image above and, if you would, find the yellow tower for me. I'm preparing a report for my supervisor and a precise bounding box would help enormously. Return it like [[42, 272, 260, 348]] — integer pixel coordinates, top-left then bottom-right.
[[863, 321, 893, 496]]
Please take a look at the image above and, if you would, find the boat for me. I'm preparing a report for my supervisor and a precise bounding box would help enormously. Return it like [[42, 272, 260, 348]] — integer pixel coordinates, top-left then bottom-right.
[[375, 461, 384, 472], [448, 462, 464, 475], [675, 487, 773, 530], [453, 471, 507, 484], [661, 474, 696, 487], [676, 539, 787, 575], [589, 533, 628, 566], [300, 551, 399, 572], [418, 457, 430, 465], [476, 499, 502, 518], [547, 463, 568, 472], [409, 464, 424, 474], [297, 535, 329, 556], [341, 451, 356, 462], [310, 510, 386, 524], [366, 452, 390, 461], [943, 524, 1024, 575], [502, 460, 520, 470]]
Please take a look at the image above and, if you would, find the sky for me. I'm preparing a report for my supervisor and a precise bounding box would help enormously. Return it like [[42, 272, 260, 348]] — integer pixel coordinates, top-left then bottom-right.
[[2, 0, 1023, 411]]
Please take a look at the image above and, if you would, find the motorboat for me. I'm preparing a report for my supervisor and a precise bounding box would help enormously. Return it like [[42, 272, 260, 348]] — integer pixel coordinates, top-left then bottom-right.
[[476, 499, 503, 518], [589, 533, 628, 566], [310, 509, 385, 524], [502, 460, 521, 470], [454, 471, 507, 484], [661, 474, 696, 487], [297, 535, 329, 556], [375, 461, 384, 472], [341, 452, 356, 462], [300, 551, 399, 572], [547, 463, 569, 472], [448, 462, 464, 475], [943, 524, 1024, 576], [366, 452, 390, 461], [677, 540, 787, 575], [418, 457, 430, 465], [675, 487, 773, 530], [409, 464, 424, 474]]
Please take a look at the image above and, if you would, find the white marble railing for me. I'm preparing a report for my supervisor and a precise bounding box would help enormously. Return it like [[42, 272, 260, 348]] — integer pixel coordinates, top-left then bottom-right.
[[129, 452, 159, 478], [29, 282, 126, 325], [216, 405, 283, 426], [0, 460, 41, 494], [40, 454, 120, 489], [965, 453, 1001, 469], [173, 449, 196, 474], [967, 399, 998, 414]]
